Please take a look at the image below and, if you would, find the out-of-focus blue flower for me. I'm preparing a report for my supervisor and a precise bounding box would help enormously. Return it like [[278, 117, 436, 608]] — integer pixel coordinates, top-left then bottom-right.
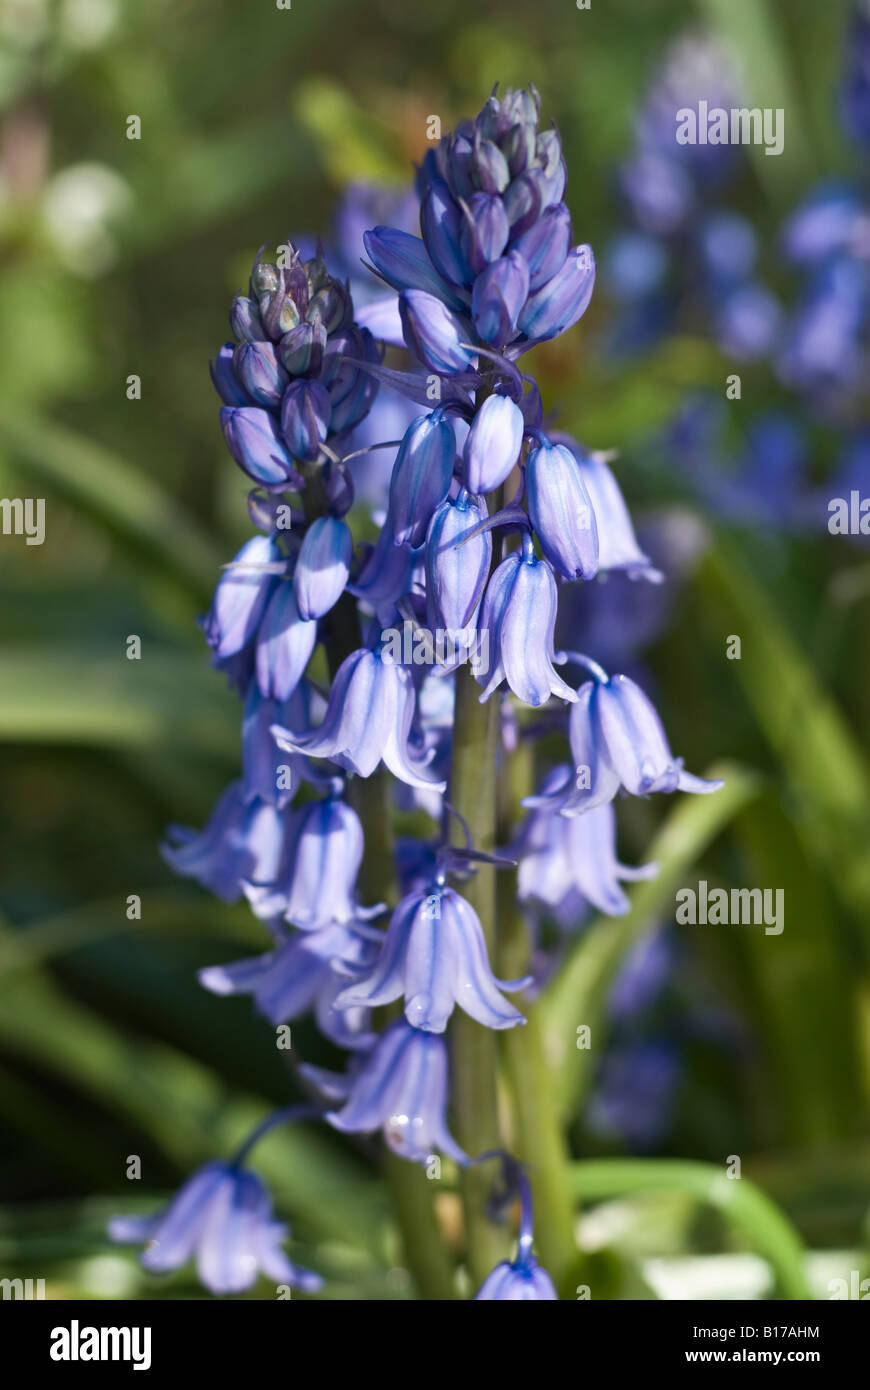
[[273, 646, 446, 791], [841, 0, 870, 152], [109, 1162, 320, 1295], [162, 782, 286, 902], [335, 884, 528, 1032], [777, 253, 870, 398], [476, 544, 577, 706], [317, 1017, 466, 1163], [587, 1039, 681, 1151], [199, 921, 377, 1049], [517, 766, 658, 925]]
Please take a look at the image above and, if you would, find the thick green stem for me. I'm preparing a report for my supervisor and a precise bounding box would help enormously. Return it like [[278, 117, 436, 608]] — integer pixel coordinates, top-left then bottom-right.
[[448, 662, 509, 1286]]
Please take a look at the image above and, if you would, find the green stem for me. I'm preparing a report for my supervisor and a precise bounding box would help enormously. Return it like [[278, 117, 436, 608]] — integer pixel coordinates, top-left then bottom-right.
[[497, 734, 579, 1295], [448, 661, 508, 1286]]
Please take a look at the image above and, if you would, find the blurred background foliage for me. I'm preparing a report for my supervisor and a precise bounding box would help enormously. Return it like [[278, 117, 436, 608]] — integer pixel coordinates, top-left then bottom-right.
[[0, 0, 868, 1299]]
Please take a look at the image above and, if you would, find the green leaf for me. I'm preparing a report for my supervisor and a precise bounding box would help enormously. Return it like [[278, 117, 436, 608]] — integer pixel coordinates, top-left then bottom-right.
[[543, 761, 762, 1119], [0, 645, 237, 752], [0, 414, 220, 602], [570, 1158, 811, 1300]]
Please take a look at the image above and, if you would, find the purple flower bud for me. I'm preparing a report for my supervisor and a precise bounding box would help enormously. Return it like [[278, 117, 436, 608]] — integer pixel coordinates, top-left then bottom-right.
[[425, 491, 492, 632], [233, 340, 289, 409], [255, 581, 318, 700], [335, 884, 527, 1032], [477, 548, 576, 706], [471, 251, 530, 347], [230, 294, 267, 342], [202, 534, 282, 658], [388, 409, 456, 547], [210, 342, 253, 407], [460, 193, 510, 274], [420, 180, 473, 287], [363, 226, 467, 310], [221, 406, 298, 488], [280, 379, 331, 462], [518, 244, 596, 342], [324, 1018, 466, 1163], [526, 438, 599, 580], [109, 1162, 320, 1296], [502, 170, 544, 236], [399, 288, 473, 374], [471, 138, 511, 192], [308, 279, 353, 335], [277, 321, 326, 377], [513, 203, 572, 291], [464, 392, 524, 494], [294, 516, 352, 620]]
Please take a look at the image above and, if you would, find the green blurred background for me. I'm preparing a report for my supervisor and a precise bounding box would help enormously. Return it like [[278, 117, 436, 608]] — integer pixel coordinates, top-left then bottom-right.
[[0, 0, 868, 1299]]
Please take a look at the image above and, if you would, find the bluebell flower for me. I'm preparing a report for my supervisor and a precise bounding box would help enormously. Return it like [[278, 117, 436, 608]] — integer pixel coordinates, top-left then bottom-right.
[[347, 516, 421, 614], [199, 921, 377, 1049], [476, 544, 577, 706], [552, 438, 662, 581], [425, 491, 492, 635], [841, 0, 870, 152], [553, 672, 723, 812], [320, 1017, 466, 1163], [294, 516, 352, 620], [221, 406, 300, 489], [109, 1162, 321, 1295], [388, 408, 457, 547], [241, 681, 322, 808], [781, 183, 866, 266], [399, 289, 474, 374], [525, 437, 599, 580], [162, 781, 286, 903], [202, 534, 283, 659], [273, 646, 447, 791], [463, 393, 524, 495], [475, 1165, 557, 1300], [334, 884, 529, 1032], [588, 1039, 681, 1152], [244, 794, 379, 930], [254, 580, 318, 702], [517, 766, 658, 924]]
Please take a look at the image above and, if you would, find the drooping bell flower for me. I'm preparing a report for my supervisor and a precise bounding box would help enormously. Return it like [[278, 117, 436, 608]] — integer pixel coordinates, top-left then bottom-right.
[[199, 921, 377, 1050], [161, 781, 286, 903], [387, 408, 456, 547], [475, 1164, 557, 1300], [241, 681, 318, 808], [525, 436, 599, 580], [463, 392, 524, 495], [425, 491, 492, 634], [273, 646, 446, 791], [322, 1017, 466, 1163], [553, 437, 661, 581], [280, 379, 331, 462], [294, 515, 353, 620], [202, 534, 283, 659], [254, 581, 318, 701], [244, 795, 375, 931], [476, 543, 577, 706], [516, 766, 658, 923], [334, 884, 528, 1032], [549, 671, 724, 814], [109, 1163, 320, 1296]]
